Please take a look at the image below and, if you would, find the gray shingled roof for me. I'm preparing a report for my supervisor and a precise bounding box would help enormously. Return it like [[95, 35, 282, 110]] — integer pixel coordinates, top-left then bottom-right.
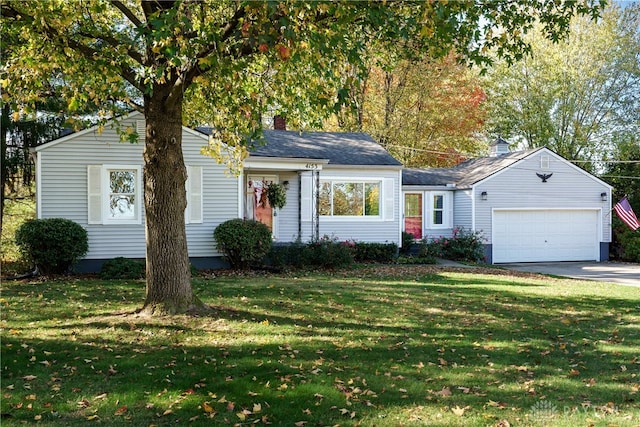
[[194, 128, 401, 166], [254, 130, 402, 166], [403, 148, 543, 188]]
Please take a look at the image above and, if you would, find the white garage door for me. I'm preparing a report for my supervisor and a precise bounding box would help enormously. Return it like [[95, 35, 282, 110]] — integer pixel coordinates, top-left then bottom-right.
[[493, 210, 599, 263]]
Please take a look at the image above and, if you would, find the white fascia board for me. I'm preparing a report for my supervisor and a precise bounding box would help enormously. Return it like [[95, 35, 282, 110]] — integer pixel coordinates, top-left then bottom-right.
[[182, 126, 214, 142], [35, 111, 144, 152], [402, 185, 455, 192], [325, 164, 403, 171], [244, 157, 328, 171]]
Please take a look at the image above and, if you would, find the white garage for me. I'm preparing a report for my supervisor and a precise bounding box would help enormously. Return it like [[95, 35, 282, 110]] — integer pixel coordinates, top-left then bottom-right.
[[492, 209, 600, 263]]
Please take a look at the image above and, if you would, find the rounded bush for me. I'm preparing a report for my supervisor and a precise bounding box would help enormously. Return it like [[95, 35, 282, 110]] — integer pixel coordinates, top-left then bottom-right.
[[15, 218, 89, 275], [213, 219, 272, 270], [100, 257, 145, 280]]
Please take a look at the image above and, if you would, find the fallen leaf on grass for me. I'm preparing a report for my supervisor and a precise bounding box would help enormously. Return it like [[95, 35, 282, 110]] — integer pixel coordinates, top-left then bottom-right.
[[435, 387, 451, 397], [487, 400, 508, 408], [452, 405, 469, 416], [114, 405, 127, 416]]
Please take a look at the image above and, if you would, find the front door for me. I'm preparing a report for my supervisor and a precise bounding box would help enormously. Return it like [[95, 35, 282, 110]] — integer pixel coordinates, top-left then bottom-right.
[[246, 175, 277, 236], [404, 193, 423, 239]]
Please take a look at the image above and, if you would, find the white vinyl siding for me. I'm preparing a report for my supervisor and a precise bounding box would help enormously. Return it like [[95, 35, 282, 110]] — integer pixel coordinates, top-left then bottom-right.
[[453, 191, 473, 229], [300, 169, 400, 244], [37, 112, 240, 260], [474, 150, 611, 246]]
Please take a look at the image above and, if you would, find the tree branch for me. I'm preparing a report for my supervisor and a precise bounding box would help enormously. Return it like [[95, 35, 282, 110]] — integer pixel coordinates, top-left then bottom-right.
[[3, 3, 144, 93], [110, 0, 143, 28]]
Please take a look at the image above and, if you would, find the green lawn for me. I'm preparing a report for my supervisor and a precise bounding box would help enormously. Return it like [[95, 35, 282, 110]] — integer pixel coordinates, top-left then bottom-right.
[[1, 265, 639, 426]]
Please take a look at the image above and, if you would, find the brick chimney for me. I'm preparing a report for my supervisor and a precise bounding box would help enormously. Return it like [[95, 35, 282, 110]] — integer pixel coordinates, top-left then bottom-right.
[[273, 115, 286, 130]]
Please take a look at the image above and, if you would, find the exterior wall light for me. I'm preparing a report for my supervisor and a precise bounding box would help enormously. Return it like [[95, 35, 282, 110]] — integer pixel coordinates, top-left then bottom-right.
[[283, 180, 290, 191], [481, 191, 488, 201], [600, 192, 607, 201]]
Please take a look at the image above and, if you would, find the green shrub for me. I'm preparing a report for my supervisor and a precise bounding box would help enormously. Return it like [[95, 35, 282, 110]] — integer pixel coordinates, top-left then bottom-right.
[[426, 227, 485, 263], [614, 224, 640, 262], [269, 237, 353, 270], [301, 236, 354, 269], [420, 239, 444, 259], [213, 219, 272, 270], [353, 242, 398, 263], [15, 218, 88, 275], [269, 241, 306, 268], [100, 257, 145, 279], [400, 231, 415, 254], [396, 255, 437, 265]]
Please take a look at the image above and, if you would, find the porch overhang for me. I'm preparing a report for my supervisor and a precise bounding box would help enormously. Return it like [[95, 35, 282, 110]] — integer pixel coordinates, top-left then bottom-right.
[[243, 157, 329, 171]]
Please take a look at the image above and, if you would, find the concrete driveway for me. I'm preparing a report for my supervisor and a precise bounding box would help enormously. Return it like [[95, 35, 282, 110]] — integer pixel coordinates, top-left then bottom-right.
[[501, 262, 640, 287]]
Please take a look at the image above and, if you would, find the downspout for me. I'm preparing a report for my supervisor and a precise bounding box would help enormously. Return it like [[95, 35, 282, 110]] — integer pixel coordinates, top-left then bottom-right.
[[297, 172, 302, 240], [471, 187, 476, 231], [32, 149, 41, 219], [315, 170, 320, 241]]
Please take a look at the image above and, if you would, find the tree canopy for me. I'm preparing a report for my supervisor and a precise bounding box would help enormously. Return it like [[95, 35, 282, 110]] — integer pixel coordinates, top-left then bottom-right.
[[328, 53, 488, 168], [482, 2, 640, 170], [1, 0, 606, 314]]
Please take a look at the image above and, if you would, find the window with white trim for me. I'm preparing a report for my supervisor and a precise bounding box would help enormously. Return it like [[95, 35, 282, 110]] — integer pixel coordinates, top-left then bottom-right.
[[88, 164, 202, 225], [88, 165, 142, 225], [107, 169, 138, 221], [428, 191, 452, 229], [319, 180, 380, 217]]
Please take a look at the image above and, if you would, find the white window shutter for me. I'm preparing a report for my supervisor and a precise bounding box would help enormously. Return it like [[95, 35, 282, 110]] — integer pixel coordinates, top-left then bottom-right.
[[300, 173, 312, 222], [383, 178, 395, 221], [187, 166, 203, 224], [87, 165, 102, 224], [446, 192, 453, 228], [136, 120, 145, 142]]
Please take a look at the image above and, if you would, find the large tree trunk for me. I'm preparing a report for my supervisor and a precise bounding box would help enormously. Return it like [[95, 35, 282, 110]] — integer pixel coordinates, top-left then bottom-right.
[[140, 86, 197, 315]]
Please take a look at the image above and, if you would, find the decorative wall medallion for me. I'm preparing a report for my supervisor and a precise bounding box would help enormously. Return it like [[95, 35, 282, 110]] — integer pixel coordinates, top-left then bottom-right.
[[536, 172, 553, 183]]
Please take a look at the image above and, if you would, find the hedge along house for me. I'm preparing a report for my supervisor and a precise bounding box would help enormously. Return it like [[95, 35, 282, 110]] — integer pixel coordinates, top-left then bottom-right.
[[34, 112, 403, 272], [402, 142, 613, 263]]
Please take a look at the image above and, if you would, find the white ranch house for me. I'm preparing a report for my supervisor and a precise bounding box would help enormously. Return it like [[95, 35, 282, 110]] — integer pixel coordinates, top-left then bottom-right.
[[34, 112, 612, 271]]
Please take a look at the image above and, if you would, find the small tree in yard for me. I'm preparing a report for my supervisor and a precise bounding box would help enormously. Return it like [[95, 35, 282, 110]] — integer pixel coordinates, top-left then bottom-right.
[[1, 1, 605, 314]]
